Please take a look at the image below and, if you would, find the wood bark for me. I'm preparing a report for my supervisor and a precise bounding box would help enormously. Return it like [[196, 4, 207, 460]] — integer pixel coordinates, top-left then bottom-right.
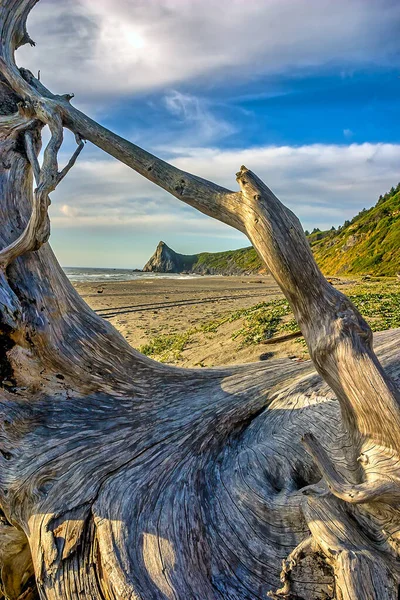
[[0, 1, 399, 598]]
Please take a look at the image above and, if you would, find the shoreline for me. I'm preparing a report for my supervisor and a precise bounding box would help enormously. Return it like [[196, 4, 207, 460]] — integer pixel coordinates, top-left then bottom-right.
[[64, 267, 271, 284]]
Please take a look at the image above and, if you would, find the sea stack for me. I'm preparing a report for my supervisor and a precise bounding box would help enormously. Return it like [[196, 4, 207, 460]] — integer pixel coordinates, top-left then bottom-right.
[[143, 241, 197, 273]]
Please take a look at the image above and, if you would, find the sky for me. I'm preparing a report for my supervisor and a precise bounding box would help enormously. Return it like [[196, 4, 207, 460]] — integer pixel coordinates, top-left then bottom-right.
[[17, 0, 400, 268]]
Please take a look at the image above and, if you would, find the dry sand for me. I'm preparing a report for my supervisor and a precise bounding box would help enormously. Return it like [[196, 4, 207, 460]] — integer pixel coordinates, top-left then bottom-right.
[[74, 275, 293, 367], [74, 274, 364, 367]]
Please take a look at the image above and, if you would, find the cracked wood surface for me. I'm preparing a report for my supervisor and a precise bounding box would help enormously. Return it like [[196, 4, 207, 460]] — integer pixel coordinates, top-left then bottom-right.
[[0, 1, 399, 599]]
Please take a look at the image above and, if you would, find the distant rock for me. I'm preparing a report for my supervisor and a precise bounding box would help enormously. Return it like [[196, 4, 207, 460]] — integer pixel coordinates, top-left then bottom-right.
[[143, 242, 265, 275], [143, 241, 197, 273], [143, 181, 400, 278], [342, 234, 358, 251]]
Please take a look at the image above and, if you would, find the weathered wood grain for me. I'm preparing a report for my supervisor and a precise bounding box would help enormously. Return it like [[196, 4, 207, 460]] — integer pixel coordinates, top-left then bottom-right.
[[0, 1, 399, 598]]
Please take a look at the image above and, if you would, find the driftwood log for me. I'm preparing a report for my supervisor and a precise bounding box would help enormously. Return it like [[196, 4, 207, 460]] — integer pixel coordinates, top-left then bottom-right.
[[0, 1, 400, 598]]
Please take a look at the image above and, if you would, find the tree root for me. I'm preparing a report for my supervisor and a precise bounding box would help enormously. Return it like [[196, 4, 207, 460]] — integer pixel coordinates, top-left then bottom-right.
[[302, 432, 400, 506], [268, 536, 318, 598], [0, 2, 399, 598]]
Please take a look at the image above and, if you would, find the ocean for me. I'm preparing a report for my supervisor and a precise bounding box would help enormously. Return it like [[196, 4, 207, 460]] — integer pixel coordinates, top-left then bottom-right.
[[63, 267, 201, 283]]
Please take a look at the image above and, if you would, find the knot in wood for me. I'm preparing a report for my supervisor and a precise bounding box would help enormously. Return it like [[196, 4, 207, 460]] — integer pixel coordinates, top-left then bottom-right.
[[17, 99, 35, 119], [60, 93, 74, 102], [174, 179, 186, 195]]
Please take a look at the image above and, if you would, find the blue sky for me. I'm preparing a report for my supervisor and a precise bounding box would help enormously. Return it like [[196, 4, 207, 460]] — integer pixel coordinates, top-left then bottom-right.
[[17, 0, 400, 268]]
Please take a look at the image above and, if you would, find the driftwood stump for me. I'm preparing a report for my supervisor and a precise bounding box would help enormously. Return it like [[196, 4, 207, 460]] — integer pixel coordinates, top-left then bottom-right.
[[0, 2, 399, 598]]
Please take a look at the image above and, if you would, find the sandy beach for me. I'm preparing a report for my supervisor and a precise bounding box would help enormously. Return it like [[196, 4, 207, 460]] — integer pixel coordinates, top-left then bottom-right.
[[74, 274, 382, 367], [74, 275, 291, 366]]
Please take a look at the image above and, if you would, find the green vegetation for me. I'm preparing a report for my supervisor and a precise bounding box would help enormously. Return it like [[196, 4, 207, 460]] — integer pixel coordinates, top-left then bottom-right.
[[139, 279, 400, 362], [139, 301, 292, 361], [312, 184, 400, 276], [345, 281, 400, 332], [151, 183, 400, 277], [230, 300, 290, 345], [139, 329, 195, 362], [193, 246, 262, 274], [230, 281, 400, 347]]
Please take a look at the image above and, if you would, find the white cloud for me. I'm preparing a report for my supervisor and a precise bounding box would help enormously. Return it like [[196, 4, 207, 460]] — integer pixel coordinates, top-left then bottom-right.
[[163, 90, 235, 144], [50, 143, 400, 236], [169, 143, 400, 226], [49, 155, 244, 240], [17, 0, 400, 102], [343, 129, 354, 138], [60, 204, 79, 218]]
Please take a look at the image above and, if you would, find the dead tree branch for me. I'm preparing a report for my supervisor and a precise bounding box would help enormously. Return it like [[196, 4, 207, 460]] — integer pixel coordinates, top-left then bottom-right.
[[0, 1, 398, 599]]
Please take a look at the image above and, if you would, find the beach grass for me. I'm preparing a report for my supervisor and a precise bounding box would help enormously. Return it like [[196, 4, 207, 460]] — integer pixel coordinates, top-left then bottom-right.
[[139, 279, 400, 363]]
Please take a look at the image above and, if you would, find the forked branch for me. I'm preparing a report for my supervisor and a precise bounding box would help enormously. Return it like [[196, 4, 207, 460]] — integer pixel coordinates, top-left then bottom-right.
[[0, 3, 399, 600], [56, 134, 84, 185], [24, 129, 40, 183], [0, 104, 84, 270], [302, 432, 400, 505]]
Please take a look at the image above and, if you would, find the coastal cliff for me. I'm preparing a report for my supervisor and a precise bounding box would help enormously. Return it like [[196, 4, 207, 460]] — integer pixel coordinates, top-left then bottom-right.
[[143, 241, 263, 275], [143, 241, 198, 273], [143, 184, 400, 276]]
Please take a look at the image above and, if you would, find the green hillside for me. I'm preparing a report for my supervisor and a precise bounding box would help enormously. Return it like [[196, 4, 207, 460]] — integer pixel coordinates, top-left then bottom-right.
[[312, 183, 400, 276], [193, 183, 400, 276], [143, 241, 263, 275], [193, 246, 263, 274], [144, 184, 400, 276]]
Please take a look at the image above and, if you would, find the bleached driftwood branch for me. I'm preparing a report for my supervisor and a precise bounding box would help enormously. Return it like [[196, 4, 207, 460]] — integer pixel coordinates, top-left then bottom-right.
[[0, 1, 399, 599]]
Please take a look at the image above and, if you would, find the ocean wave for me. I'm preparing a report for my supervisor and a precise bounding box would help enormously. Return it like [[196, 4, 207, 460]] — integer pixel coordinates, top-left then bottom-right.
[[63, 267, 202, 283]]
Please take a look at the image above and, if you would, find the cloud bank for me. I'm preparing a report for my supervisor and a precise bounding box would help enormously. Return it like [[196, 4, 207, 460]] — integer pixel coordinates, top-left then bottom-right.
[[52, 142, 400, 234], [13, 1, 400, 267], [18, 0, 400, 102]]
